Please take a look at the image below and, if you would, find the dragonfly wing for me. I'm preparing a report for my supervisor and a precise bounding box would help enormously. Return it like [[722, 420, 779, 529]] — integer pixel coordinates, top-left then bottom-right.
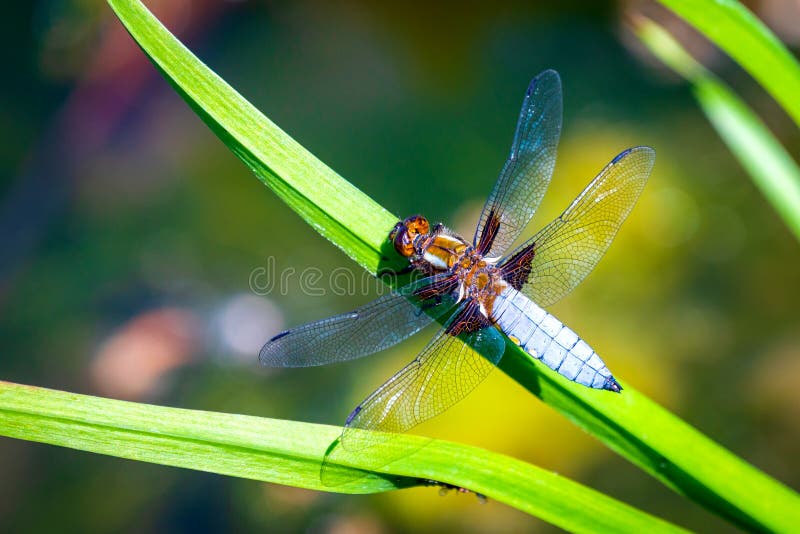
[[473, 70, 562, 257], [499, 146, 655, 307], [340, 301, 505, 450], [259, 273, 459, 367]]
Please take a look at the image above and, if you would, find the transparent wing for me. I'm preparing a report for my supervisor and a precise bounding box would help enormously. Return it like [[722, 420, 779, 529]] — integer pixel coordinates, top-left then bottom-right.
[[473, 70, 562, 257], [500, 146, 655, 307], [259, 273, 459, 367], [340, 302, 506, 450]]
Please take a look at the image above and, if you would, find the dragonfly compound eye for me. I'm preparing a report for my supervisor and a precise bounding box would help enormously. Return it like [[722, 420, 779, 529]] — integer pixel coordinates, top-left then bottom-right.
[[404, 215, 430, 237], [392, 215, 429, 257]]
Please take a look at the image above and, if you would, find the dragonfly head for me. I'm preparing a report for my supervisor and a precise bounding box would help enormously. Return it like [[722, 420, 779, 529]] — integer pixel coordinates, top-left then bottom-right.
[[390, 215, 430, 257]]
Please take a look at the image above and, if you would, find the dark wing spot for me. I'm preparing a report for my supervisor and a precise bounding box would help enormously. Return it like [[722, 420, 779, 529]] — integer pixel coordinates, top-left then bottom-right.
[[412, 275, 459, 302], [499, 242, 536, 290], [476, 208, 501, 255], [446, 301, 492, 336]]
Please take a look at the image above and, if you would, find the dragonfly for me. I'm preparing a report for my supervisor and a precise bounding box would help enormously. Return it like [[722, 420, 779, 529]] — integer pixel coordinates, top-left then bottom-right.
[[260, 69, 655, 455]]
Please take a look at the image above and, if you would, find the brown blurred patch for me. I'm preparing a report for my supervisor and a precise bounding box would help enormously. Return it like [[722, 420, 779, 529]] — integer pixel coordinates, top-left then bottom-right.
[[323, 512, 387, 534], [750, 337, 800, 423], [261, 484, 320, 511], [754, 0, 800, 45], [91, 307, 200, 400]]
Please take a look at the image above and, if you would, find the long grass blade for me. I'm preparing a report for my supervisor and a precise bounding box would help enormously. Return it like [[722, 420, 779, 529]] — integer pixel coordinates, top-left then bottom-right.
[[636, 16, 800, 240], [657, 0, 800, 129], [0, 381, 688, 534]]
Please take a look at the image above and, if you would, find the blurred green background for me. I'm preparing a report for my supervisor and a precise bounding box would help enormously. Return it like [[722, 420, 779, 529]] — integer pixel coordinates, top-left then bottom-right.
[[1, 0, 798, 532]]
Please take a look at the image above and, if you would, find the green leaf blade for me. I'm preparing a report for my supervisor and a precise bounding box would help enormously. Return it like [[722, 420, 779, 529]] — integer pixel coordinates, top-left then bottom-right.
[[657, 0, 800, 128], [0, 381, 688, 534], [636, 17, 800, 240], [694, 79, 800, 238], [108, 0, 397, 273]]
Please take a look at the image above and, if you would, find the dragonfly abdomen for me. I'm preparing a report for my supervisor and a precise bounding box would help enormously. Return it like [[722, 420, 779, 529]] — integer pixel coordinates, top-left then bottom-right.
[[493, 289, 621, 392]]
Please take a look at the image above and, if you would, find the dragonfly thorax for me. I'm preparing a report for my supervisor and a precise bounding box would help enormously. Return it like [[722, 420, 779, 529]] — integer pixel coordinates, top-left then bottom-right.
[[392, 215, 472, 273], [418, 232, 469, 271], [391, 214, 506, 316], [455, 251, 508, 316]]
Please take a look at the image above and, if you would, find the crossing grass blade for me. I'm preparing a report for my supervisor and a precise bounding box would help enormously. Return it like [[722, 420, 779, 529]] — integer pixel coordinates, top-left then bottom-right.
[[0, 381, 689, 534], [657, 0, 800, 129], [635, 16, 800, 240]]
